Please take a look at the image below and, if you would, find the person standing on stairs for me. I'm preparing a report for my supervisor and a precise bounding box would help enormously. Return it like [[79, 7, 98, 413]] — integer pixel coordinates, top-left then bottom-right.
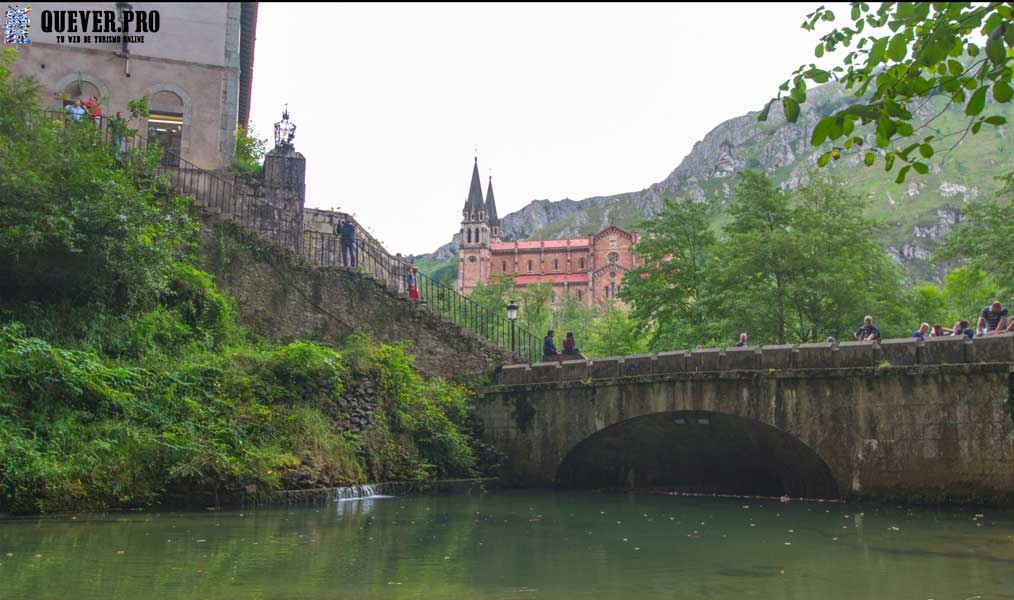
[[337, 217, 358, 268]]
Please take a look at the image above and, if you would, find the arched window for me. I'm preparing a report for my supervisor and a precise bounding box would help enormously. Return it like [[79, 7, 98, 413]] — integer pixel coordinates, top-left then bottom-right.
[[147, 90, 186, 167], [467, 229, 472, 244], [61, 79, 102, 108]]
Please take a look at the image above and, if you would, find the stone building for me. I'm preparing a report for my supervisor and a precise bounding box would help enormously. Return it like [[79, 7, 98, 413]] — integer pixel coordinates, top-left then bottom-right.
[[9, 2, 258, 170], [457, 159, 639, 308]]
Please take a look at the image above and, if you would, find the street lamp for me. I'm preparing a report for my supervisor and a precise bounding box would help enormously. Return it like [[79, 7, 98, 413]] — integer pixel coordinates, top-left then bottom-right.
[[506, 300, 519, 353]]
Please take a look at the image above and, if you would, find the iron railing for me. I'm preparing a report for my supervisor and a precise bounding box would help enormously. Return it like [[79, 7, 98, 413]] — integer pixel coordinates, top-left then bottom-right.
[[48, 109, 542, 362]]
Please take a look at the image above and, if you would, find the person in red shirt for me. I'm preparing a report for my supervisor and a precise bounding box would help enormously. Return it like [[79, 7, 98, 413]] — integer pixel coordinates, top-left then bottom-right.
[[83, 96, 103, 123]]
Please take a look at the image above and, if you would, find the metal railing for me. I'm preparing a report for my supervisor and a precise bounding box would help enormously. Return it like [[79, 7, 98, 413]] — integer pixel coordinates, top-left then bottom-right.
[[49, 109, 542, 363]]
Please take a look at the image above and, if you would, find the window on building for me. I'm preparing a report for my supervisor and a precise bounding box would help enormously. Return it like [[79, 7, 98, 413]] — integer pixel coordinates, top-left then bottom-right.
[[579, 258, 585, 269], [609, 237, 618, 249], [527, 260, 533, 273], [608, 252, 620, 263], [604, 286, 610, 298], [61, 79, 102, 110], [577, 290, 582, 301], [502, 261, 507, 272], [147, 90, 185, 168], [553, 258, 559, 271]]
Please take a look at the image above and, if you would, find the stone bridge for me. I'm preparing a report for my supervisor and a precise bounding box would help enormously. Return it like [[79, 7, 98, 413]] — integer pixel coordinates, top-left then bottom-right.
[[476, 335, 1014, 503]]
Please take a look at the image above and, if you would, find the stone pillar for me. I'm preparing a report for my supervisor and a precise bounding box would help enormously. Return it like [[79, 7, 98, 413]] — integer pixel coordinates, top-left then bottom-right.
[[263, 147, 306, 253]]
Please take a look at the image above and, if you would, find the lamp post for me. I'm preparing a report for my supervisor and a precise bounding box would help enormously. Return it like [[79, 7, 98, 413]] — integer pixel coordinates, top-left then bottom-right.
[[506, 301, 518, 353]]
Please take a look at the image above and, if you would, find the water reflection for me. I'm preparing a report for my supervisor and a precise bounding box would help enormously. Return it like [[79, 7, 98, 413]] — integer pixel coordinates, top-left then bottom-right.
[[0, 492, 1012, 599]]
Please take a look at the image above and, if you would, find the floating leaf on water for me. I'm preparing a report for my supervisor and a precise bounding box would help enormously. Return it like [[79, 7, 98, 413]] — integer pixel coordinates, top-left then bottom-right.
[[116, 550, 125, 555]]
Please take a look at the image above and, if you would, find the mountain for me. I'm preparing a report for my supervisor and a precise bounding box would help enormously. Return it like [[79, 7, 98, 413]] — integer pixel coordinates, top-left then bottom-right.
[[417, 81, 1014, 284]]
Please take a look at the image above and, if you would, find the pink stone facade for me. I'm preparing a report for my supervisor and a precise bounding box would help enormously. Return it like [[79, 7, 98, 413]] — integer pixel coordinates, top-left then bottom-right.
[[455, 161, 638, 308]]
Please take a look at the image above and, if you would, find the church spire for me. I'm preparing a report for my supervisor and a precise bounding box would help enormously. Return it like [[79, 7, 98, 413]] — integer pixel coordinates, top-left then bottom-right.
[[462, 156, 485, 221], [485, 174, 499, 227]]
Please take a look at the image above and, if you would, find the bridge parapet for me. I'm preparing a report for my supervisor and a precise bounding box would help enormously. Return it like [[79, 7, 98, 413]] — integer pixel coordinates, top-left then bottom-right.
[[494, 333, 1014, 386]]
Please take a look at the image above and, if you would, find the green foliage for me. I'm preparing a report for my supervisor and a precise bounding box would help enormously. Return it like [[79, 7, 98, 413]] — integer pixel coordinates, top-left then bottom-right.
[[910, 266, 1001, 329], [517, 281, 554, 335], [233, 123, 268, 176], [621, 170, 913, 349], [582, 302, 648, 358], [0, 59, 491, 514], [550, 293, 596, 348], [620, 196, 716, 351], [767, 3, 1014, 180], [0, 63, 196, 310], [936, 172, 1014, 297]]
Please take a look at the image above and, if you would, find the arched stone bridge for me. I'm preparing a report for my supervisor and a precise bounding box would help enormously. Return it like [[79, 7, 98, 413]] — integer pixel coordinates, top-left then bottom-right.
[[476, 335, 1014, 503]]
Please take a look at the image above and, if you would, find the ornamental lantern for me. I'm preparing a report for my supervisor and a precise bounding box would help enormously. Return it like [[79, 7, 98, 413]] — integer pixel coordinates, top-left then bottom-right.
[[273, 104, 296, 151]]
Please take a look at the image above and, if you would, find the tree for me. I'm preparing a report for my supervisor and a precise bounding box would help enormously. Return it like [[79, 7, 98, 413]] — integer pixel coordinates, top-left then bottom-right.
[[517, 281, 554, 336], [911, 266, 1002, 327], [764, 2, 1014, 181], [550, 292, 595, 346], [583, 301, 648, 358], [706, 171, 797, 344], [468, 272, 514, 314], [935, 171, 1014, 296], [623, 171, 912, 347], [233, 123, 268, 176], [619, 196, 716, 351], [0, 50, 195, 309]]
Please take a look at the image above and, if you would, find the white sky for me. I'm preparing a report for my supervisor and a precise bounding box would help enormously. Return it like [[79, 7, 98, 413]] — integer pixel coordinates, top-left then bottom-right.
[[249, 2, 846, 255]]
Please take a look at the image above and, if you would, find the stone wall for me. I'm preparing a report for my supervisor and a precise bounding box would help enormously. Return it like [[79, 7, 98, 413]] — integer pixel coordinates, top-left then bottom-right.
[[478, 336, 1014, 504], [198, 217, 514, 380], [495, 335, 1014, 385]]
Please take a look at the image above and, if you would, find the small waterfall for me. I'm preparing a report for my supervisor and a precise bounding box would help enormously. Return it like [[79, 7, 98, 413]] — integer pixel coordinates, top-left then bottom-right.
[[332, 483, 392, 502]]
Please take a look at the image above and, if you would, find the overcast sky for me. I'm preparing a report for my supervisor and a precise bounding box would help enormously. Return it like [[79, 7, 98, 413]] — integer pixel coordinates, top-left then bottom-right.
[[249, 2, 845, 255]]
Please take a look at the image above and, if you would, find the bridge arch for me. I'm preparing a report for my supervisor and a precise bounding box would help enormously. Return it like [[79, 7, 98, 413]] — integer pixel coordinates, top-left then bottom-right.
[[555, 410, 839, 499]]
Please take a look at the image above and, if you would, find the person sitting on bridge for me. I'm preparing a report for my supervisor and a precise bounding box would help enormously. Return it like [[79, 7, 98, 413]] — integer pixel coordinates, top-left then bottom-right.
[[930, 323, 946, 337], [977, 301, 1009, 336], [562, 332, 581, 356], [543, 330, 559, 359], [735, 332, 748, 347], [912, 322, 930, 341], [854, 315, 881, 342]]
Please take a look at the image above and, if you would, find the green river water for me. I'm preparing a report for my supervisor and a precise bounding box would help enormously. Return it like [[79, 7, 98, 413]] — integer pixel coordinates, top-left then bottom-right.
[[1, 491, 1013, 599]]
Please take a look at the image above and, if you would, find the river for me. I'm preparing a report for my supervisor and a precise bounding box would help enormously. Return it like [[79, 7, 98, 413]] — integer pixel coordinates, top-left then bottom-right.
[[2, 491, 1013, 599]]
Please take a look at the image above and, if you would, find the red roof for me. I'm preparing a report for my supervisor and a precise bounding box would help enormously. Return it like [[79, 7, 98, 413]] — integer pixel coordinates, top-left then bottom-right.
[[490, 238, 589, 252]]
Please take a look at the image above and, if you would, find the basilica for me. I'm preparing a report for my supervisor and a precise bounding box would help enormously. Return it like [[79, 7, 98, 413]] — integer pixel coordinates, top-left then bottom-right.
[[456, 159, 640, 308]]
